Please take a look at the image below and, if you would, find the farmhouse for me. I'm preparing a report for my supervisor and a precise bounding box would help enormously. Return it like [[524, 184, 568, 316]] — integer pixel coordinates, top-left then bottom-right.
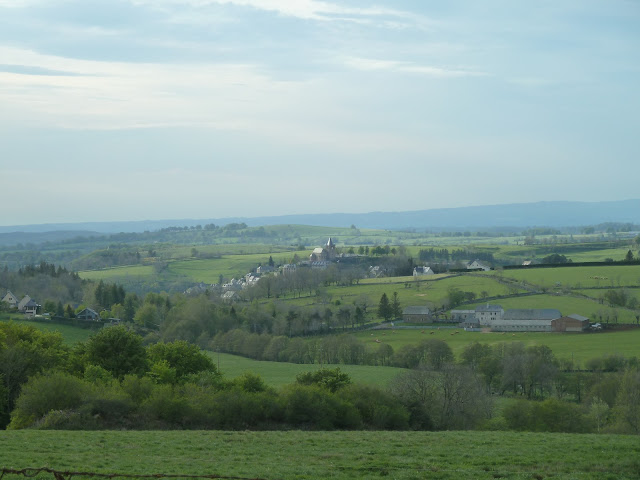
[[490, 309, 562, 332], [2, 291, 19, 308], [475, 304, 504, 326], [467, 259, 491, 271], [76, 308, 100, 321], [413, 266, 434, 276], [402, 306, 432, 323]]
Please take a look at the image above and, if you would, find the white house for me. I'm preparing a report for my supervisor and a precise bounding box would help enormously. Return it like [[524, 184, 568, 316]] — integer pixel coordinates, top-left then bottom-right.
[[2, 291, 19, 308], [413, 266, 434, 277], [467, 259, 491, 271], [475, 304, 504, 325]]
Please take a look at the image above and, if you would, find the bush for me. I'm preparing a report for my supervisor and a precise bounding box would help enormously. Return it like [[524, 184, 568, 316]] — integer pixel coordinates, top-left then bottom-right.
[[8, 372, 88, 429], [503, 398, 591, 433], [280, 385, 361, 430], [338, 384, 409, 430]]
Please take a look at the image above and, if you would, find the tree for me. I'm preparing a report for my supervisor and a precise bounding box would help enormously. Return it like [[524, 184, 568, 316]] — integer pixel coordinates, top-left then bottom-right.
[[614, 368, 640, 434], [0, 323, 67, 427], [147, 340, 217, 381], [378, 293, 392, 321], [390, 292, 402, 320], [85, 326, 148, 379], [296, 368, 351, 393], [625, 250, 634, 262], [134, 303, 160, 328]]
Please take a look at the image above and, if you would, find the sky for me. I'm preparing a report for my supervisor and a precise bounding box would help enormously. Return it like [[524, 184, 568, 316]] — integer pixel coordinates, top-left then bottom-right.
[[1, 0, 639, 226]]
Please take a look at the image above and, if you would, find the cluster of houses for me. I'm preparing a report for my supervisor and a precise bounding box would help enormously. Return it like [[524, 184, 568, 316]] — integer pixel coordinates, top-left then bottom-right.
[[402, 303, 590, 332], [1, 291, 40, 316]]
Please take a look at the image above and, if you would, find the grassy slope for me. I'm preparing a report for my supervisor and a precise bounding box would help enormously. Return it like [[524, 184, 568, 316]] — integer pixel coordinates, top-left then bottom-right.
[[212, 352, 403, 387], [1, 430, 638, 480]]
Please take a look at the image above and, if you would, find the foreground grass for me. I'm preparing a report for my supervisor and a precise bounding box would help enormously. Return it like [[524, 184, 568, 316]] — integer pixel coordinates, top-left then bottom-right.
[[211, 352, 404, 387], [1, 430, 638, 480]]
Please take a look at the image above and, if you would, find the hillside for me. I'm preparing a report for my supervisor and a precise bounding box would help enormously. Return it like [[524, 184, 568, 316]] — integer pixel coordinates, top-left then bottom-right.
[[2, 199, 640, 233]]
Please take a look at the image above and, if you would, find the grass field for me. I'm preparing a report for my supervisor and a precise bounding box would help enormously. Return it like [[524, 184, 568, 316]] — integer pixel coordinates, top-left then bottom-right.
[[211, 352, 404, 387], [0, 316, 95, 345], [354, 327, 640, 367], [278, 274, 523, 310], [1, 430, 638, 479], [491, 265, 640, 288]]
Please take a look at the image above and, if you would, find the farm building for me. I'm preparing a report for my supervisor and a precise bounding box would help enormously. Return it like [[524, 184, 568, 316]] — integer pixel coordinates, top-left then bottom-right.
[[552, 314, 590, 332], [475, 304, 504, 326], [403, 306, 432, 323], [451, 309, 476, 322], [489, 309, 562, 332]]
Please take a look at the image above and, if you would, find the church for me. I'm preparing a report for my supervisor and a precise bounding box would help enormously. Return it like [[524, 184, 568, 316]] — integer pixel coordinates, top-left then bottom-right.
[[309, 238, 337, 262]]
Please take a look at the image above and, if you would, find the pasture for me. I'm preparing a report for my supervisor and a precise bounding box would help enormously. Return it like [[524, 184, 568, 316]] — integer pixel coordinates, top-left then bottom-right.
[[0, 316, 94, 345], [280, 273, 523, 309], [212, 352, 403, 387], [491, 264, 640, 288], [354, 327, 640, 367], [1, 430, 638, 479]]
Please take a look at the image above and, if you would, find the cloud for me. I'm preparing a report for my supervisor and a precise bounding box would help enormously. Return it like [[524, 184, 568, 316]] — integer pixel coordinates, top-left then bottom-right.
[[133, 0, 423, 25], [342, 56, 486, 78]]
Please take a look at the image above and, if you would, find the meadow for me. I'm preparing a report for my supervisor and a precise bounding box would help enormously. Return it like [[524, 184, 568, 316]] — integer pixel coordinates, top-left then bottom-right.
[[278, 273, 524, 310], [1, 430, 638, 480], [353, 327, 640, 366], [491, 264, 640, 289], [0, 315, 95, 345], [212, 352, 404, 387]]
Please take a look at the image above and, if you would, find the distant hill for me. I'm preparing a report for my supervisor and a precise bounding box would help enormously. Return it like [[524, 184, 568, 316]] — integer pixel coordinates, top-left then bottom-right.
[[1, 200, 639, 234]]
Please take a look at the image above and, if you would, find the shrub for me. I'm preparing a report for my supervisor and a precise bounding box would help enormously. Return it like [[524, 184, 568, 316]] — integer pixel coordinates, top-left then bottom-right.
[[338, 384, 409, 430], [8, 372, 88, 429], [280, 385, 361, 430]]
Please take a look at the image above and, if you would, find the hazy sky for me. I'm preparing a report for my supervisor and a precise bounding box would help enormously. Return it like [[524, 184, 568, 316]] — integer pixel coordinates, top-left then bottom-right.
[[1, 0, 638, 226]]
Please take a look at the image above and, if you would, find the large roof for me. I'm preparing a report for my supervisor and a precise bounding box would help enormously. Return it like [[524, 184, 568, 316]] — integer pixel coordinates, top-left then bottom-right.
[[503, 309, 562, 321], [403, 306, 431, 315], [476, 304, 503, 312]]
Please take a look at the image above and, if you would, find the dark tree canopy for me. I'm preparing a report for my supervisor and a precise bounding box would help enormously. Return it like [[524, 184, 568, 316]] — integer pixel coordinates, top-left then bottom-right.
[[85, 326, 147, 379]]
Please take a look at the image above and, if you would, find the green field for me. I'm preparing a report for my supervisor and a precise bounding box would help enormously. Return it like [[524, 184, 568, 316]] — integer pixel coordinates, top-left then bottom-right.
[[79, 251, 302, 285], [279, 273, 523, 309], [0, 316, 95, 345], [354, 327, 640, 367], [1, 430, 638, 479], [212, 352, 403, 387], [491, 265, 640, 288]]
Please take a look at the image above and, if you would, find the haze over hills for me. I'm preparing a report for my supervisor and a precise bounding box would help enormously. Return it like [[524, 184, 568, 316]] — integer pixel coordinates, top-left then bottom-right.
[[1, 200, 639, 236]]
